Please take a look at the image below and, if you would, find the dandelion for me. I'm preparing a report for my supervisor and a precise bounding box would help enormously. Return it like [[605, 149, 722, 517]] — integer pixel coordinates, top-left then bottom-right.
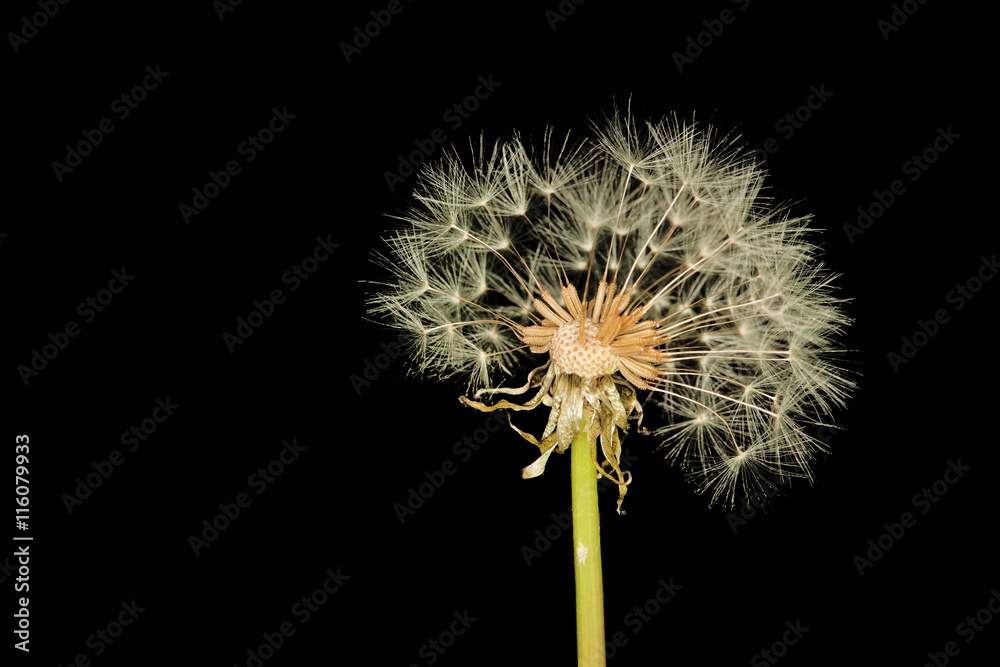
[[368, 104, 851, 665]]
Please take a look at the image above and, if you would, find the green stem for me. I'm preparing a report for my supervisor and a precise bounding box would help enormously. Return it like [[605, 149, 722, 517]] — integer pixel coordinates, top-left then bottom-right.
[[571, 418, 605, 666]]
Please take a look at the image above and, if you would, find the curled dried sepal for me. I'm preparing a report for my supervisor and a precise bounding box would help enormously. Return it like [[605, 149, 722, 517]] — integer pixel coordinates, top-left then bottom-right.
[[460, 363, 636, 513]]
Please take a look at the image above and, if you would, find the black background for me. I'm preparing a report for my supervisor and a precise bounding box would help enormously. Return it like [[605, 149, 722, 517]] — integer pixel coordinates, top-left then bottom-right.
[[5, 1, 994, 666]]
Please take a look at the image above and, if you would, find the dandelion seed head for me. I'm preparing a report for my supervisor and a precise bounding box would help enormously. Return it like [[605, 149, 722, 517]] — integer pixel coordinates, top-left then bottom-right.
[[367, 107, 852, 509]]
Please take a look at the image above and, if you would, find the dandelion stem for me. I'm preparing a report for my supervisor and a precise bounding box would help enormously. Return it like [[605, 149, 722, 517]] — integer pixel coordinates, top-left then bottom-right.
[[571, 416, 605, 666]]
